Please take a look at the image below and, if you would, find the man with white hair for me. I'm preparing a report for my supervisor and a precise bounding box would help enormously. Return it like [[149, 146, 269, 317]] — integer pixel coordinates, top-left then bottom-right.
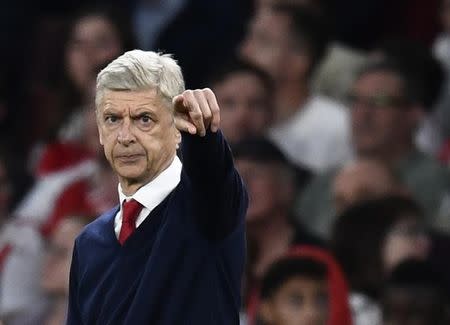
[[67, 50, 248, 324]]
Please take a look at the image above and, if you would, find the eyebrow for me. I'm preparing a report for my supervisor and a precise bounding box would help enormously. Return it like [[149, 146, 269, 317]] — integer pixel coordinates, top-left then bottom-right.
[[132, 106, 160, 117]]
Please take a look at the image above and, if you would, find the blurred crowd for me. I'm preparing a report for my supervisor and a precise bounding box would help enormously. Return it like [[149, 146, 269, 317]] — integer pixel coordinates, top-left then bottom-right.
[[1, 0, 450, 324]]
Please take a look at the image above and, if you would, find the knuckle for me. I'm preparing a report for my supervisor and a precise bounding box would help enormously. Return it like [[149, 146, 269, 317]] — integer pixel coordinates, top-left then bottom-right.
[[190, 111, 202, 119], [193, 89, 204, 99]]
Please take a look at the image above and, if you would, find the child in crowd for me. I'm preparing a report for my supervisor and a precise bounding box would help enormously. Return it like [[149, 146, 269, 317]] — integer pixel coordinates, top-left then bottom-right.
[[257, 246, 351, 325]]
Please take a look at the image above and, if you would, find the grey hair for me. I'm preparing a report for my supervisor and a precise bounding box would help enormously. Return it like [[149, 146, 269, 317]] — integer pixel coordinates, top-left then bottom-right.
[[95, 50, 185, 109]]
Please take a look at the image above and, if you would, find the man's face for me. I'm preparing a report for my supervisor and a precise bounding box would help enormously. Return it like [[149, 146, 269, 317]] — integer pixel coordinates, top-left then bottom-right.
[[240, 10, 304, 82], [97, 89, 178, 192], [213, 72, 272, 143], [66, 15, 123, 99], [349, 71, 416, 157], [262, 276, 328, 325], [235, 159, 286, 223]]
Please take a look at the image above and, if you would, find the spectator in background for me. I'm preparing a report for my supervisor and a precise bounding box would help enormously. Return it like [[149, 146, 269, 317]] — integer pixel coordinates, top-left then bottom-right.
[[382, 259, 450, 325], [209, 59, 274, 144], [300, 158, 404, 236], [14, 6, 126, 230], [232, 137, 319, 323], [259, 257, 329, 325], [240, 4, 351, 172], [0, 150, 46, 324], [28, 4, 135, 150], [14, 107, 117, 234], [255, 0, 368, 105], [332, 196, 431, 325], [40, 217, 90, 325], [371, 39, 446, 155], [234, 138, 317, 281], [332, 159, 404, 215], [39, 108, 118, 238], [57, 4, 135, 143], [257, 246, 352, 325], [298, 59, 450, 238]]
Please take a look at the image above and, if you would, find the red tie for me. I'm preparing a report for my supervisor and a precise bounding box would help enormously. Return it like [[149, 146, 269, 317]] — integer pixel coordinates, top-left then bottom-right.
[[119, 199, 143, 245]]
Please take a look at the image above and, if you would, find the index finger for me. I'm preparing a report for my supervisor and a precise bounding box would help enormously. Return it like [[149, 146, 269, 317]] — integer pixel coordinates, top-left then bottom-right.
[[184, 90, 206, 136], [203, 88, 220, 132]]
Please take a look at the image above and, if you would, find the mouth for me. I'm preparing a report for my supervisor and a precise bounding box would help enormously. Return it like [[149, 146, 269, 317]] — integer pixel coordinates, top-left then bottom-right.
[[115, 154, 145, 163]]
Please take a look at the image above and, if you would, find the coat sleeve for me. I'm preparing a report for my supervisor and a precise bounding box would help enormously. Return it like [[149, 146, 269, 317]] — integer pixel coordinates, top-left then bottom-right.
[[180, 130, 248, 240], [66, 241, 83, 325]]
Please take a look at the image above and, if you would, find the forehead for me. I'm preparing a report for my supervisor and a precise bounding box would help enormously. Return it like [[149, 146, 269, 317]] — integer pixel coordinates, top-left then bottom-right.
[[73, 15, 115, 38], [100, 89, 165, 110], [252, 10, 291, 37], [278, 275, 327, 295], [341, 161, 390, 179], [354, 70, 404, 93], [221, 71, 263, 85], [215, 72, 267, 93]]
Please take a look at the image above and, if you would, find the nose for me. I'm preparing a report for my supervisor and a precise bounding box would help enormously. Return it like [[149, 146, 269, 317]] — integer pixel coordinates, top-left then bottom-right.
[[117, 119, 136, 145], [351, 101, 374, 125], [302, 304, 323, 325], [234, 104, 251, 125]]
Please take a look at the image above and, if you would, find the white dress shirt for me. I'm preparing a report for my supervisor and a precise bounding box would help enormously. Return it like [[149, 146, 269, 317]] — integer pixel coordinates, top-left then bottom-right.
[[114, 156, 182, 238]]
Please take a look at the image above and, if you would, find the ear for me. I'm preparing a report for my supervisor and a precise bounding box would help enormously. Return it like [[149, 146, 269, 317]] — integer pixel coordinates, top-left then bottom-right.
[[97, 125, 104, 146], [95, 109, 104, 146], [259, 300, 275, 324]]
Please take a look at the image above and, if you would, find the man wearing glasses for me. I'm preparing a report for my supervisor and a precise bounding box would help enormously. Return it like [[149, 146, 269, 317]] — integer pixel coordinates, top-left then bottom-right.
[[296, 59, 450, 238]]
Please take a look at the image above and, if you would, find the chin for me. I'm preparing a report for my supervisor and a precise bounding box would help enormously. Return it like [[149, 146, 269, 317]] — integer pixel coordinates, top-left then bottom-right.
[[356, 142, 378, 155], [116, 168, 148, 182], [245, 211, 268, 224]]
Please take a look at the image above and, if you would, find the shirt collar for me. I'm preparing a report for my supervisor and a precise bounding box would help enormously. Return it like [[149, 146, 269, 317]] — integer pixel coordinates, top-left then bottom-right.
[[118, 156, 182, 211]]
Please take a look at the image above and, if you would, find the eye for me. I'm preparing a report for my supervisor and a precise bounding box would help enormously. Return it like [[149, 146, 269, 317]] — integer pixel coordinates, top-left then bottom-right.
[[287, 294, 303, 307], [135, 114, 153, 128], [105, 115, 120, 124], [140, 115, 151, 123]]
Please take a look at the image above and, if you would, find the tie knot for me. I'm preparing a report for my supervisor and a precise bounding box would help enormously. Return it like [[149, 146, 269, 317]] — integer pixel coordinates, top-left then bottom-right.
[[122, 199, 143, 224]]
